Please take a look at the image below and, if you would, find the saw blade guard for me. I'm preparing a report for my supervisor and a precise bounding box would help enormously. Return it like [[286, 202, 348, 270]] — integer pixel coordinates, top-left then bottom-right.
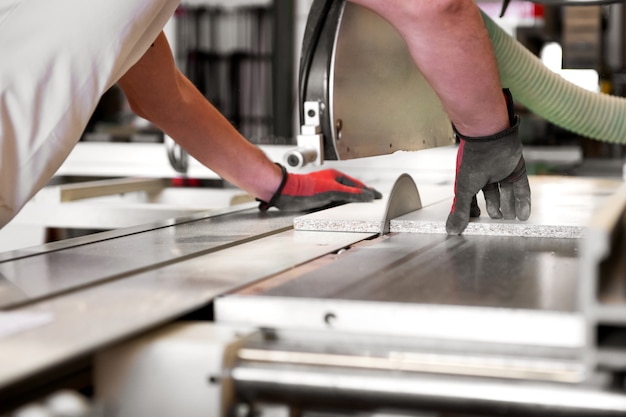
[[292, 0, 454, 168]]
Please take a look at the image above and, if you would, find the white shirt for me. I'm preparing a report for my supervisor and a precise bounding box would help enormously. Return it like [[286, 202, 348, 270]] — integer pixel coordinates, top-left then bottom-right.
[[0, 0, 180, 228]]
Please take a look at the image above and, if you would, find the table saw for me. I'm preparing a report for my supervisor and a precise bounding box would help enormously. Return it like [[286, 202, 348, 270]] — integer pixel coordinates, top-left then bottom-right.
[[3, 1, 626, 416], [3, 170, 626, 417]]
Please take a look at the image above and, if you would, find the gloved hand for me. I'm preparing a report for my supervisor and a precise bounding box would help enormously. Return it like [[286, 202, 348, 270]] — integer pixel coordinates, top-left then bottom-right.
[[446, 89, 531, 235], [259, 164, 382, 212]]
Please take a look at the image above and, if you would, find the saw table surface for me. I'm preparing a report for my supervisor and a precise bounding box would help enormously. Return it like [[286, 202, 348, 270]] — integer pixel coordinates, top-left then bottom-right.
[[242, 232, 578, 312]]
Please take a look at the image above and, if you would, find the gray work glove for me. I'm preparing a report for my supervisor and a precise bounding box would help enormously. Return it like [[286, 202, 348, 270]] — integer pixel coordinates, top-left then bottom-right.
[[258, 164, 382, 212], [446, 89, 531, 235]]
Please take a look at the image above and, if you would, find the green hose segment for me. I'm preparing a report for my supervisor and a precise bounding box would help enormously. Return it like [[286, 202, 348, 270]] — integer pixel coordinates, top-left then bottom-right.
[[481, 10, 626, 144]]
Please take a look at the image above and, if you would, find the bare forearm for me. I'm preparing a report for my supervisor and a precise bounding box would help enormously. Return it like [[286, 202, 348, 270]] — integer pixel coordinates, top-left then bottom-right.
[[348, 0, 508, 136], [118, 32, 282, 201], [154, 73, 282, 201]]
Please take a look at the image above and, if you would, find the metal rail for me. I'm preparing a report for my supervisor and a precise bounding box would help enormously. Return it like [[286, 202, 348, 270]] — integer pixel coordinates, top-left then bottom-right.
[[232, 361, 626, 416]]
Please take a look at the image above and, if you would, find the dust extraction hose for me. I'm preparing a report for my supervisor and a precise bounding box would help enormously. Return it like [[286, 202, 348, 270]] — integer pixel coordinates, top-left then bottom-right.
[[481, 10, 626, 144]]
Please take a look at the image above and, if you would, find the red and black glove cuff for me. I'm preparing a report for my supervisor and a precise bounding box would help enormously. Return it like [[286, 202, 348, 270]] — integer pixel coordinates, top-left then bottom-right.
[[257, 163, 288, 211]]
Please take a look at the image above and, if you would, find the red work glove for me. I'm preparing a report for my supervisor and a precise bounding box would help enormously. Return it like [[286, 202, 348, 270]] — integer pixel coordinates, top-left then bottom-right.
[[259, 164, 382, 212]]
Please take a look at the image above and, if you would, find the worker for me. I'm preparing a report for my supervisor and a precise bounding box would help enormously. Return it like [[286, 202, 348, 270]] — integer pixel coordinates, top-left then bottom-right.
[[0, 0, 528, 236], [348, 0, 531, 234], [0, 0, 380, 232]]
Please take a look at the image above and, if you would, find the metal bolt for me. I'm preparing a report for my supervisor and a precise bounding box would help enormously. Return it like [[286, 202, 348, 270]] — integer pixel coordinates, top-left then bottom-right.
[[336, 119, 343, 141], [324, 312, 337, 326]]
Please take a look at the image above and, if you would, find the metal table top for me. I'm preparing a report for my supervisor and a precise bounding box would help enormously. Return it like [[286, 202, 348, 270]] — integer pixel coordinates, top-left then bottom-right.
[[0, 206, 293, 310], [254, 232, 579, 312], [0, 207, 374, 389], [216, 232, 584, 356]]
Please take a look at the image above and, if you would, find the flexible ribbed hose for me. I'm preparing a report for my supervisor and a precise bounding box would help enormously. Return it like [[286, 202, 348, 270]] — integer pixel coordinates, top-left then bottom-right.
[[481, 10, 626, 144]]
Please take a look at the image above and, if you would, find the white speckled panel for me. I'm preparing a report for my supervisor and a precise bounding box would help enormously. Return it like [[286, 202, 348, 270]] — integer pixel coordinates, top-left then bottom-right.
[[294, 177, 623, 239], [294, 184, 451, 233]]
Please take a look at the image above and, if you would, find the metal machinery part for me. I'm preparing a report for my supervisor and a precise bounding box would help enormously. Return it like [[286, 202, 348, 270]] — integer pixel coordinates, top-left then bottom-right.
[[287, 0, 454, 167], [381, 174, 422, 235], [501, 0, 626, 17], [165, 134, 189, 174], [284, 102, 324, 169], [219, 183, 626, 417]]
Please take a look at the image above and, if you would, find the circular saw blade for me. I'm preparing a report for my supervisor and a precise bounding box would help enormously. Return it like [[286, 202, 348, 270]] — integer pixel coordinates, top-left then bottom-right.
[[381, 174, 422, 235]]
